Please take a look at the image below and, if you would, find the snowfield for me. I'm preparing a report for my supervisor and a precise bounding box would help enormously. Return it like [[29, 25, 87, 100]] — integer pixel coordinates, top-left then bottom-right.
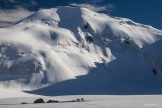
[[0, 92, 162, 108], [0, 6, 162, 107]]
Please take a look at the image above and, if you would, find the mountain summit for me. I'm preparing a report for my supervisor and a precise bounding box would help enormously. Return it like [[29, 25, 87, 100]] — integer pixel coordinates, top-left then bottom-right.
[[0, 7, 162, 94]]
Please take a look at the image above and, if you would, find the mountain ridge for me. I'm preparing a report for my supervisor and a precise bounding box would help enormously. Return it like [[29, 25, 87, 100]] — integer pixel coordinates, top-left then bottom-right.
[[0, 6, 162, 94]]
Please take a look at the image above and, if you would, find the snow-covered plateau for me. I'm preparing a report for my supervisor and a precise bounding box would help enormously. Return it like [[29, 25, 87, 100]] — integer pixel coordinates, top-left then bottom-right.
[[0, 91, 162, 108], [0, 6, 162, 107]]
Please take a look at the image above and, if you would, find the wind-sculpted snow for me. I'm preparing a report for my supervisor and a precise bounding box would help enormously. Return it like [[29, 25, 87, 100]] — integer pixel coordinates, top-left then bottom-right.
[[0, 6, 162, 94]]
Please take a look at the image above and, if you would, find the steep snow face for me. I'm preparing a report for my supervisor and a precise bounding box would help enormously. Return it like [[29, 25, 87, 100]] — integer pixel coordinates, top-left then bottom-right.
[[0, 6, 162, 91]]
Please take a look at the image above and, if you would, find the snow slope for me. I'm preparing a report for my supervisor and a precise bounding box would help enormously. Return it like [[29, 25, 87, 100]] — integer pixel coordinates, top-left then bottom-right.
[[0, 6, 162, 94], [0, 88, 38, 99]]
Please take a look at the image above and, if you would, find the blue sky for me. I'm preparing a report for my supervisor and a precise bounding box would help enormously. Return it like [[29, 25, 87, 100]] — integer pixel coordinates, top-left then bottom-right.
[[109, 0, 162, 30], [0, 0, 161, 30]]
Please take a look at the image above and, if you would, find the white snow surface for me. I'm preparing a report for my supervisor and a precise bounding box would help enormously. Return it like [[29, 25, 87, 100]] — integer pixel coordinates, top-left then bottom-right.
[[0, 88, 162, 108], [0, 93, 162, 108], [0, 6, 162, 95]]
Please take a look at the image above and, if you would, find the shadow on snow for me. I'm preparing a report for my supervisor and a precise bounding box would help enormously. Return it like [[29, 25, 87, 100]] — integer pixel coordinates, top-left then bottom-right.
[[27, 52, 162, 96]]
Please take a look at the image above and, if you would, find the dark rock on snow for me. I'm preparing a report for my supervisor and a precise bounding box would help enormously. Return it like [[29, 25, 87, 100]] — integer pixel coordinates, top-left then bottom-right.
[[46, 100, 59, 103], [34, 98, 45, 103]]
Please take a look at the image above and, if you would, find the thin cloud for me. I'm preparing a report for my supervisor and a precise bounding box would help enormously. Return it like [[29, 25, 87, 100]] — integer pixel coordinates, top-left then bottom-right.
[[71, 3, 115, 13], [8, 0, 16, 3], [31, 1, 37, 6], [0, 0, 38, 9], [0, 8, 34, 27]]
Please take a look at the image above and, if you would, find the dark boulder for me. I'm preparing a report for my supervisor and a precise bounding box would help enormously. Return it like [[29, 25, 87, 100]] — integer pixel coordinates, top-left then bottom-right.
[[21, 102, 27, 104], [83, 23, 89, 29], [34, 98, 45, 103], [125, 40, 130, 44], [86, 36, 94, 43], [46, 100, 59, 103]]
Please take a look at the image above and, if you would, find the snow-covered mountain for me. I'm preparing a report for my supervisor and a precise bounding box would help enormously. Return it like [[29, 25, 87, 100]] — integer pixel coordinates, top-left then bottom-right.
[[0, 6, 162, 94]]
